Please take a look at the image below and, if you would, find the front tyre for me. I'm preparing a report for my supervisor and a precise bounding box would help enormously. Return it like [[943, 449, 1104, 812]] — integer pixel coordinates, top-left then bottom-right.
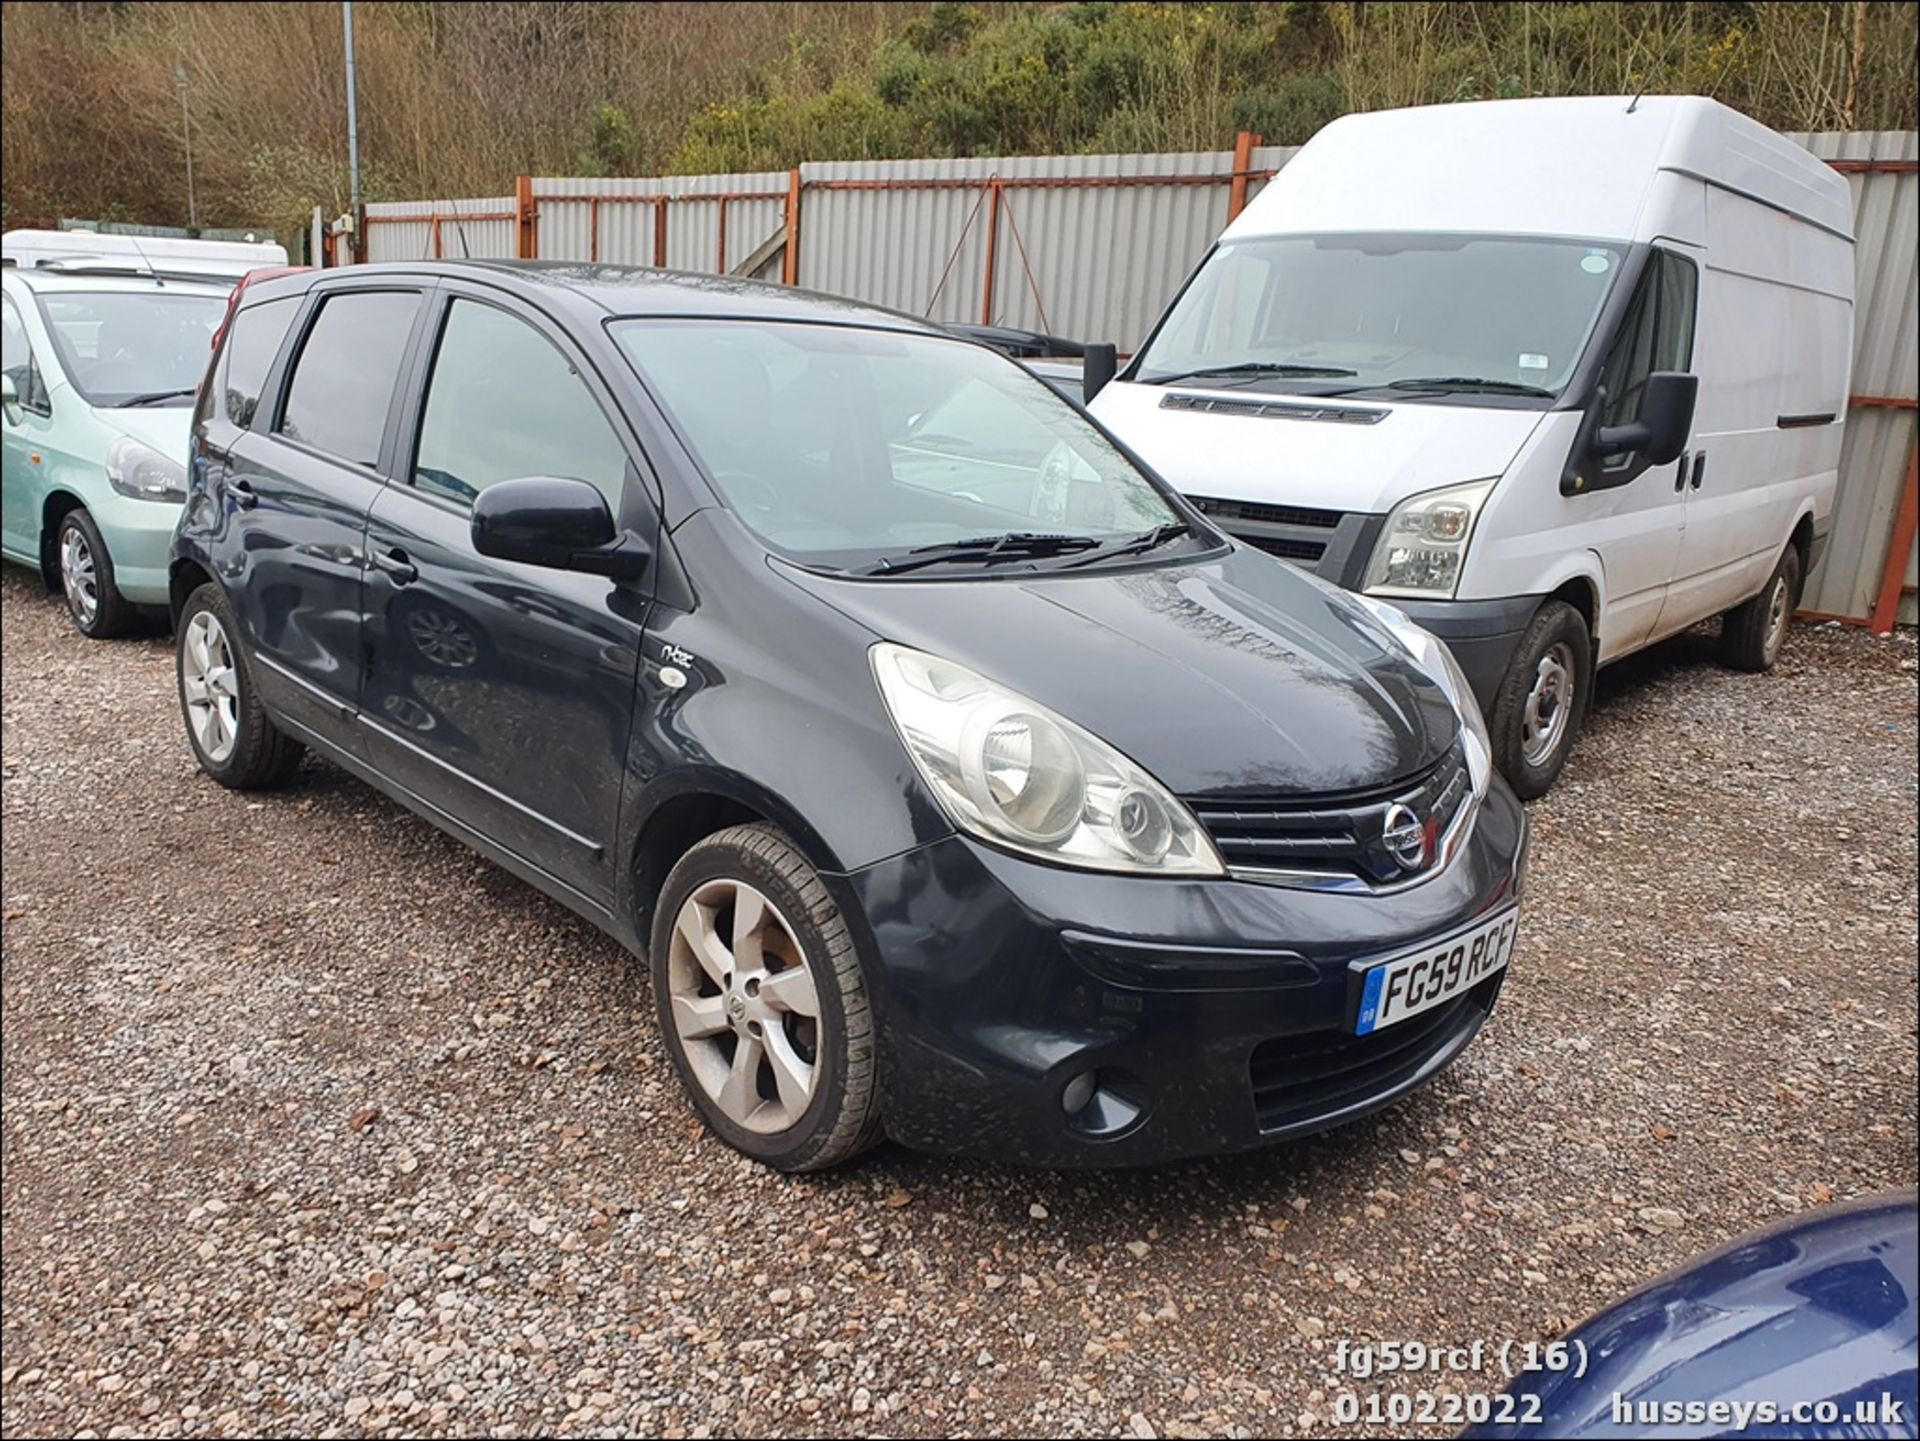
[[1489, 600, 1592, 800], [1720, 544, 1801, 674], [55, 508, 136, 639], [176, 582, 305, 789], [650, 823, 882, 1172]]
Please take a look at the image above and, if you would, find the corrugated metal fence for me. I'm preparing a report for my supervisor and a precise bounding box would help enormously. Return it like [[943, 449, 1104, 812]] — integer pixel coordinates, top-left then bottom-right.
[[358, 129, 1915, 627]]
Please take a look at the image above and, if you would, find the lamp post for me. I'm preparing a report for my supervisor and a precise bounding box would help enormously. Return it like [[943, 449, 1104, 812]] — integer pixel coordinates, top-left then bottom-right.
[[343, 2, 362, 216], [175, 62, 198, 233]]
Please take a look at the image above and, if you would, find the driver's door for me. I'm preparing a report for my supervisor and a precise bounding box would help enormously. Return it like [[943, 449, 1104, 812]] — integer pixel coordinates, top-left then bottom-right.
[[1, 291, 57, 564], [359, 287, 654, 905]]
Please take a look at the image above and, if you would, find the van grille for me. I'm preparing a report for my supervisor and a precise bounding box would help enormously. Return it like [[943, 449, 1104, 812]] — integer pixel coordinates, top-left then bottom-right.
[[1243, 535, 1328, 564], [1247, 978, 1496, 1133], [1185, 744, 1472, 888], [1189, 496, 1343, 530]]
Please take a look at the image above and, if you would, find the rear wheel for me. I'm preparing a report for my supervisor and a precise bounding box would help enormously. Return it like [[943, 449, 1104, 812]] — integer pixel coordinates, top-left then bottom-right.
[[649, 823, 882, 1172], [1489, 600, 1592, 800], [55, 508, 136, 639], [1720, 545, 1801, 673], [176, 582, 305, 789]]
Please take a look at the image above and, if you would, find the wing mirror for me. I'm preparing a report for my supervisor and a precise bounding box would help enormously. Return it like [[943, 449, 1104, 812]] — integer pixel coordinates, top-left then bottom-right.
[[470, 476, 649, 580], [1, 373, 20, 426], [1595, 370, 1697, 466], [1562, 371, 1698, 495], [1083, 342, 1117, 404]]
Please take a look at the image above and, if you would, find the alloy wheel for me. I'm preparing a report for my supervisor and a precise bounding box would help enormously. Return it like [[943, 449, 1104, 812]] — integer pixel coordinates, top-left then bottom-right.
[[181, 611, 242, 764], [59, 525, 98, 628], [666, 878, 822, 1135], [1521, 642, 1576, 769]]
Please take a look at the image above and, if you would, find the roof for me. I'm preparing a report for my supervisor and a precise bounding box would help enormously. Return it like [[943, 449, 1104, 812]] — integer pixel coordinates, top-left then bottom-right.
[[1230, 96, 1853, 245], [288, 260, 946, 334], [2, 266, 232, 297]]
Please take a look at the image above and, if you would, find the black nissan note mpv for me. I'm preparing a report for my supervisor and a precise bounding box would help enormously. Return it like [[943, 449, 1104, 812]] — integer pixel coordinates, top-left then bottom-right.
[[172, 261, 1527, 1170]]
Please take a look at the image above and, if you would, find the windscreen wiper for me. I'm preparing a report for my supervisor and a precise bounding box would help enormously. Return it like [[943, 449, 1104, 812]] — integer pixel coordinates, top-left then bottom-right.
[[1138, 362, 1358, 387], [1382, 376, 1555, 398], [117, 387, 198, 407], [1056, 521, 1194, 569], [853, 532, 1103, 577]]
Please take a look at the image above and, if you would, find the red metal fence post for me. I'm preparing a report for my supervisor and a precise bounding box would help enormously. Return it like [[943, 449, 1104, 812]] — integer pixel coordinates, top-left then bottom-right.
[[653, 199, 669, 268], [783, 168, 803, 285], [1227, 130, 1260, 222], [980, 179, 1002, 325], [716, 196, 729, 273], [514, 176, 536, 259], [1869, 439, 1919, 635]]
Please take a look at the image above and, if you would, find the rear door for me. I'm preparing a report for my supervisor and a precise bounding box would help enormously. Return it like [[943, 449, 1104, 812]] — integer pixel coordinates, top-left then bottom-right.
[[358, 284, 652, 903], [221, 283, 427, 746]]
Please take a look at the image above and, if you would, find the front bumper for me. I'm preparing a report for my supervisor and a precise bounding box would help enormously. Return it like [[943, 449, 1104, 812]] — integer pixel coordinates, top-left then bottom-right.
[[86, 491, 181, 606], [840, 779, 1527, 1167], [1393, 595, 1543, 712]]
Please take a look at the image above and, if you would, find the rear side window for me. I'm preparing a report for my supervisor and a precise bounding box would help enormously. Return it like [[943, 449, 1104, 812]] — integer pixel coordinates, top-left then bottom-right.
[[222, 296, 300, 428], [278, 290, 420, 466], [410, 298, 629, 509]]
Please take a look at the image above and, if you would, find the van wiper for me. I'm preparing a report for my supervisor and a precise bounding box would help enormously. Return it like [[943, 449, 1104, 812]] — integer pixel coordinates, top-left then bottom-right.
[[853, 532, 1103, 577], [1056, 521, 1193, 569], [117, 387, 198, 407], [1139, 362, 1358, 387], [1383, 376, 1555, 398]]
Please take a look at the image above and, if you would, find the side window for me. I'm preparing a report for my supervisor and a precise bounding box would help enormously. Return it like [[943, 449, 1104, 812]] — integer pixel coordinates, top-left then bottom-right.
[[1596, 250, 1698, 467], [2, 296, 50, 415], [278, 290, 420, 467], [411, 299, 629, 509], [223, 296, 300, 428]]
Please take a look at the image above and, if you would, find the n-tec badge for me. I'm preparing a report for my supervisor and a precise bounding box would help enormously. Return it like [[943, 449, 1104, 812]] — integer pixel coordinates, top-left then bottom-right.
[[1382, 802, 1430, 872]]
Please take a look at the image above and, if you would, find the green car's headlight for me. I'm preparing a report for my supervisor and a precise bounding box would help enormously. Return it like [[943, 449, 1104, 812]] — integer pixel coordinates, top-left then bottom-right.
[[106, 436, 188, 504]]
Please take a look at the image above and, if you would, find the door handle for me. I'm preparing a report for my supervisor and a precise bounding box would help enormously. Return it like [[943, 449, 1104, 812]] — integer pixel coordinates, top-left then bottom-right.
[[228, 477, 259, 510], [1674, 450, 1690, 493], [372, 548, 418, 585], [1691, 452, 1707, 490]]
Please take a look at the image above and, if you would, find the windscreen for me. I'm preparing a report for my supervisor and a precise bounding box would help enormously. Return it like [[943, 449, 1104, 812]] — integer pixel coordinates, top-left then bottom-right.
[[1133, 233, 1625, 398], [613, 320, 1180, 571], [38, 290, 227, 408]]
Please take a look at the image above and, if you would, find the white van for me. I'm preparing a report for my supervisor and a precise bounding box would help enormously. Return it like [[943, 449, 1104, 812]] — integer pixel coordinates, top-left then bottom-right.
[[1, 229, 287, 282], [1090, 97, 1853, 796]]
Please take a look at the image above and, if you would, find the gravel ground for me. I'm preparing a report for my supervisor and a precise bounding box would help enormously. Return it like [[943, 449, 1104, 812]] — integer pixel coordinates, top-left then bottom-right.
[[3, 563, 1915, 1440]]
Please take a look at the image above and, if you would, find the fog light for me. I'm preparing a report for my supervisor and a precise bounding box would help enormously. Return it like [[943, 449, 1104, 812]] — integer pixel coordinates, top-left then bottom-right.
[[1060, 1071, 1097, 1115]]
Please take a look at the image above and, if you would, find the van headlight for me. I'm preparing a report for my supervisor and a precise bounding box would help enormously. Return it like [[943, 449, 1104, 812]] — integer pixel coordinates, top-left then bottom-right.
[[871, 642, 1224, 875], [1363, 479, 1495, 599], [1351, 596, 1492, 798], [106, 436, 188, 504]]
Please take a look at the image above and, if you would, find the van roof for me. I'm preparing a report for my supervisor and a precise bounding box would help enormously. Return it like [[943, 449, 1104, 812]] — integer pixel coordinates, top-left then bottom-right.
[[3, 266, 233, 299], [1, 228, 287, 281], [1228, 96, 1853, 246]]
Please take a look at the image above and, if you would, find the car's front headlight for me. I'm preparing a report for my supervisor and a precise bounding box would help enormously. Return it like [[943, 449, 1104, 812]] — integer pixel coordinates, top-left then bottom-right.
[[871, 642, 1224, 876], [106, 436, 188, 504], [1351, 595, 1492, 798], [1363, 478, 1496, 599]]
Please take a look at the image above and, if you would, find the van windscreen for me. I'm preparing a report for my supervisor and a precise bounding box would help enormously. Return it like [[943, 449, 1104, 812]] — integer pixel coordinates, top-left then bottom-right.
[[1133, 233, 1624, 401]]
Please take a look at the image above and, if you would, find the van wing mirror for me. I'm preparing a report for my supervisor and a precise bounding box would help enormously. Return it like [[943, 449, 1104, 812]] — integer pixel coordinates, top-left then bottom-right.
[[1562, 372, 1699, 495], [470, 476, 649, 581], [1083, 343, 1117, 404]]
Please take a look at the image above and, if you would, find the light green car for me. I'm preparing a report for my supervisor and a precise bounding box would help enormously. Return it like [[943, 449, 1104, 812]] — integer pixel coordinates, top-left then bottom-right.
[[2, 266, 232, 637]]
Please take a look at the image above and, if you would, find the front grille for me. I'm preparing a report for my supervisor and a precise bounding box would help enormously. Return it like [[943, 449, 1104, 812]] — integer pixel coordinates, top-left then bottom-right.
[[1186, 743, 1473, 888], [1190, 496, 1343, 530], [1243, 534, 1328, 563], [1247, 979, 1494, 1133]]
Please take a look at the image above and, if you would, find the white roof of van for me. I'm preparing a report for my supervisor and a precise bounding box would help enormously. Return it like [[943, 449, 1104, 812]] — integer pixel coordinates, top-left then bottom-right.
[[1228, 96, 1853, 245], [1, 228, 287, 280]]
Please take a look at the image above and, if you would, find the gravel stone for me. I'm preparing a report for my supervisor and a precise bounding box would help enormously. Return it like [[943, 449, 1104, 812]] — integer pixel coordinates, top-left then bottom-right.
[[2, 571, 1914, 1438]]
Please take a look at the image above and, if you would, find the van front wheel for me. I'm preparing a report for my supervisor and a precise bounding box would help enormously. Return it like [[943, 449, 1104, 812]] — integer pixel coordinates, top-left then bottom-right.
[[1489, 600, 1592, 800]]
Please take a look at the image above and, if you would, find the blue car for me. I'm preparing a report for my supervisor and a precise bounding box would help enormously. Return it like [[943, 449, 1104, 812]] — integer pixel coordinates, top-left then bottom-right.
[[1470, 1191, 1918, 1439]]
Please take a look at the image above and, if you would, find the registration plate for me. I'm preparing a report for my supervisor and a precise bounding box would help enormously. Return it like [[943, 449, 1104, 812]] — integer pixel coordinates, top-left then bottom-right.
[[1351, 907, 1520, 1036]]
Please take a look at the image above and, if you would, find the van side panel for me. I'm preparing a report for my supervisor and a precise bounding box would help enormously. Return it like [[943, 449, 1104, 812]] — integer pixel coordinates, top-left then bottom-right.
[[1658, 185, 1850, 632]]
